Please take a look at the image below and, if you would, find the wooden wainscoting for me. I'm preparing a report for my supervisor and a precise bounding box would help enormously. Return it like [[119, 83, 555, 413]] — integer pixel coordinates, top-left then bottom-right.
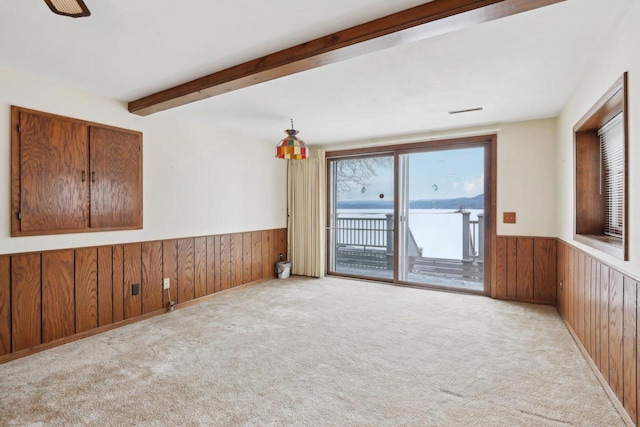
[[557, 240, 639, 426], [0, 228, 286, 363], [493, 236, 557, 305]]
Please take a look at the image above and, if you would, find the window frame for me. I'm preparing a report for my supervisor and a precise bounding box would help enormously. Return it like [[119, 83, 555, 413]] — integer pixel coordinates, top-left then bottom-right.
[[573, 73, 628, 260]]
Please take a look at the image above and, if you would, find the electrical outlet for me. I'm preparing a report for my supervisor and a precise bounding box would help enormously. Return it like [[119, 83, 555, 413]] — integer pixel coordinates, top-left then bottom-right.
[[163, 278, 170, 290], [503, 212, 516, 224], [560, 280, 564, 290], [132, 283, 140, 295]]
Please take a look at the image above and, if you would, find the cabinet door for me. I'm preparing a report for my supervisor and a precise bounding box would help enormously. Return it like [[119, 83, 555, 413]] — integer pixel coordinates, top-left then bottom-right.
[[89, 127, 142, 229], [19, 111, 89, 233]]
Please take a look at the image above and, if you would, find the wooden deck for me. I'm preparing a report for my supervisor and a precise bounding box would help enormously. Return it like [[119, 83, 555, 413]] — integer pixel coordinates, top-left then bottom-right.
[[335, 246, 483, 284], [408, 256, 483, 282]]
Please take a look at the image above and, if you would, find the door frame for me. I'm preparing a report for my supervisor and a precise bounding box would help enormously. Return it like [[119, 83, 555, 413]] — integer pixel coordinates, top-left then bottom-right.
[[325, 134, 497, 296]]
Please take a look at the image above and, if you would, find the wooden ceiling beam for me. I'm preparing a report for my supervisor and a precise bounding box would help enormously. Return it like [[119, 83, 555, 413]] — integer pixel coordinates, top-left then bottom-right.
[[128, 0, 564, 116]]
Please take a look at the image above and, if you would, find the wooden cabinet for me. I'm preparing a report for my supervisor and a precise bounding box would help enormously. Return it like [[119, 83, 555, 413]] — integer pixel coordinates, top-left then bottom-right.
[[89, 127, 142, 229], [11, 106, 142, 236]]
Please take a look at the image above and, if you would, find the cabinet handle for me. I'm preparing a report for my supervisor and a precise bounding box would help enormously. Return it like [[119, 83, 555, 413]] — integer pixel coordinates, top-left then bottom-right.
[[91, 172, 96, 183], [81, 171, 86, 182]]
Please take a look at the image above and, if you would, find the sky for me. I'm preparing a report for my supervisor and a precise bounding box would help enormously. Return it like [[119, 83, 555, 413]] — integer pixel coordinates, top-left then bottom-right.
[[337, 146, 484, 201]]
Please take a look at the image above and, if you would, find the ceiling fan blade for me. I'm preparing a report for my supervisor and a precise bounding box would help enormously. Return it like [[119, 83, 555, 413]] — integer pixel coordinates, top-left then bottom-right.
[[44, 0, 91, 18]]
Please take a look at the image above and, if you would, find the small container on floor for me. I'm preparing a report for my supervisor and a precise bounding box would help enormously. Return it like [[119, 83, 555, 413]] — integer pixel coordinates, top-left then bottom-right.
[[275, 261, 291, 279]]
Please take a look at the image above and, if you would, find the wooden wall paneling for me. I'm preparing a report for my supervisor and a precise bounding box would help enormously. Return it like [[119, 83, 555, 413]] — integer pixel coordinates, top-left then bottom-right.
[[516, 238, 533, 300], [573, 248, 580, 332], [277, 229, 287, 264], [214, 235, 223, 292], [141, 241, 163, 314], [0, 257, 10, 355], [589, 259, 598, 361], [11, 254, 41, 351], [231, 233, 244, 287], [494, 236, 507, 299], [584, 256, 592, 356], [622, 277, 637, 422], [242, 232, 252, 284], [261, 230, 272, 279], [97, 246, 113, 327], [42, 250, 75, 342], [593, 261, 601, 369], [220, 235, 231, 291], [112, 245, 125, 322], [194, 237, 207, 299], [577, 252, 586, 343], [252, 231, 262, 282], [568, 245, 574, 321], [205, 236, 215, 295], [270, 229, 279, 273], [271, 228, 288, 276], [272, 229, 280, 263], [1, 227, 287, 361], [566, 246, 574, 330], [609, 269, 624, 401], [533, 238, 556, 304], [75, 248, 98, 334], [506, 237, 517, 298], [600, 264, 611, 382], [162, 240, 178, 308], [177, 238, 195, 303], [557, 242, 565, 315], [555, 242, 562, 313], [123, 244, 142, 319], [567, 245, 573, 316]]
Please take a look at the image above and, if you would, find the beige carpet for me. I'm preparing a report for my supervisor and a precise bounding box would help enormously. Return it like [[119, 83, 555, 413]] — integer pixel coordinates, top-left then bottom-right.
[[0, 276, 623, 426]]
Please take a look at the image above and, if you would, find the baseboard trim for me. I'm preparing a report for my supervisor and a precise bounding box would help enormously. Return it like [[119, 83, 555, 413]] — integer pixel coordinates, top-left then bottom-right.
[[494, 295, 556, 306]]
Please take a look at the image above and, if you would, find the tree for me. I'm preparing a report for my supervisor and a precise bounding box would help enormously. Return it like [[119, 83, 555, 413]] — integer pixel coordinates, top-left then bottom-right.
[[335, 157, 392, 195]]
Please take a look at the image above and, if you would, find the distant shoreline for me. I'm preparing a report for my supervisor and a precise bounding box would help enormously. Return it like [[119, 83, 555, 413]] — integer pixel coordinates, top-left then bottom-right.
[[337, 194, 483, 210]]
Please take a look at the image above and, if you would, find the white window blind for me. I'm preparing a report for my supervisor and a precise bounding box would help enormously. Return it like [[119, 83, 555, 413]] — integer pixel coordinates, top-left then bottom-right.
[[599, 113, 624, 239]]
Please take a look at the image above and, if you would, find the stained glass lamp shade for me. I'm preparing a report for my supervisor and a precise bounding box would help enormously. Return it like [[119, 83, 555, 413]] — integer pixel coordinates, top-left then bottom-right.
[[275, 120, 307, 160]]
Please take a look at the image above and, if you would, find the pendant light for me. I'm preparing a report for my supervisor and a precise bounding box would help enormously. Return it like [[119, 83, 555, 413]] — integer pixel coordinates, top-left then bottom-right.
[[275, 119, 307, 160]]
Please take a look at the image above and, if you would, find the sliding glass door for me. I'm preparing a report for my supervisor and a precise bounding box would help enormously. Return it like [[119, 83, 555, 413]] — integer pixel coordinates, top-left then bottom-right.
[[327, 138, 492, 294], [327, 155, 395, 280], [398, 148, 485, 292]]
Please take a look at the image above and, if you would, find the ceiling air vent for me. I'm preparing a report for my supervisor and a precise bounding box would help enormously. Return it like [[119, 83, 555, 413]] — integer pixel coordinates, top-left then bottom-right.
[[449, 107, 483, 115]]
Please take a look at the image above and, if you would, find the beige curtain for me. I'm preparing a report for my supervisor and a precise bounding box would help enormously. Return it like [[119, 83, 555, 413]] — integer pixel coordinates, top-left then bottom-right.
[[287, 148, 326, 277]]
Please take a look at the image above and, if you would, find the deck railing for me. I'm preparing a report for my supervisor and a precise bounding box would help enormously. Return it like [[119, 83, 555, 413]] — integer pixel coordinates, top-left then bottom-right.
[[334, 214, 393, 252], [333, 211, 484, 271], [462, 211, 484, 262]]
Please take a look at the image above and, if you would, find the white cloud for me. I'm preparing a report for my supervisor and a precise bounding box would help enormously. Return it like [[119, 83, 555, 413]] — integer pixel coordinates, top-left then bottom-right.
[[462, 175, 484, 195]]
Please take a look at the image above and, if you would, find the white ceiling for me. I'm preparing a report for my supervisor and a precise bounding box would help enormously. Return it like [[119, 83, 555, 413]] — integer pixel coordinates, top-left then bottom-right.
[[0, 0, 634, 145]]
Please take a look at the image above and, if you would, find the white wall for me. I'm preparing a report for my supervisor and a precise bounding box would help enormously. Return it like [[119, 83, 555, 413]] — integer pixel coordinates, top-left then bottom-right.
[[557, 0, 640, 277], [496, 118, 557, 237], [0, 67, 287, 255]]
